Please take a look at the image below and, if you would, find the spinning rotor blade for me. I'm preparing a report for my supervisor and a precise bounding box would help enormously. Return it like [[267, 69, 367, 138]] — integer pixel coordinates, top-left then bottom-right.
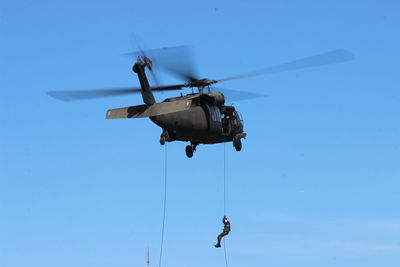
[[50, 48, 354, 102], [216, 49, 355, 83], [214, 88, 269, 102], [47, 88, 139, 101], [129, 34, 161, 85], [47, 85, 183, 102], [125, 45, 199, 82]]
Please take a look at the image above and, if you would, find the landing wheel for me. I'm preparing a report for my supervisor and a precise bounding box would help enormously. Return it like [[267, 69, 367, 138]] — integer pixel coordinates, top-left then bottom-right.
[[233, 138, 242, 151], [185, 145, 193, 158], [160, 136, 165, 146]]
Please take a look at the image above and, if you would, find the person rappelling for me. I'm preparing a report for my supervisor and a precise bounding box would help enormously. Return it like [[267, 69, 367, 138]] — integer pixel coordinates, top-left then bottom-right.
[[214, 216, 231, 248]]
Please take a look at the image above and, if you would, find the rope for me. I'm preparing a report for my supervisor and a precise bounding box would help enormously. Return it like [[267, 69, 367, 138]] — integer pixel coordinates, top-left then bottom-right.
[[223, 143, 228, 267], [223, 239, 228, 267], [223, 143, 226, 215], [159, 144, 168, 267]]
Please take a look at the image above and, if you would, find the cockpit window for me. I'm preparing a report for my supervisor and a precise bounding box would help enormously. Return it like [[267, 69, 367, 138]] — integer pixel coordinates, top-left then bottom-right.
[[236, 111, 243, 122]]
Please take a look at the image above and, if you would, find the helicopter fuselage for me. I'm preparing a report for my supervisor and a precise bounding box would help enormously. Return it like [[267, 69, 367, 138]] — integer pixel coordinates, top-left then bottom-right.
[[151, 92, 245, 145], [124, 57, 246, 157]]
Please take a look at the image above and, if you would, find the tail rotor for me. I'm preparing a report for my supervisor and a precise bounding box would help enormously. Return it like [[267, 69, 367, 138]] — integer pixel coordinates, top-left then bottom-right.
[[130, 34, 160, 86]]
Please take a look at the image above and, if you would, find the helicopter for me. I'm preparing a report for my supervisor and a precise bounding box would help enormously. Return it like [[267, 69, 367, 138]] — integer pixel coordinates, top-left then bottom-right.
[[47, 46, 354, 158]]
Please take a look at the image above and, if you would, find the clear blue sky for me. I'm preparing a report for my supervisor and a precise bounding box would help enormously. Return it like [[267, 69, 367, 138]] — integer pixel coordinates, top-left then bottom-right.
[[1, 1, 400, 267]]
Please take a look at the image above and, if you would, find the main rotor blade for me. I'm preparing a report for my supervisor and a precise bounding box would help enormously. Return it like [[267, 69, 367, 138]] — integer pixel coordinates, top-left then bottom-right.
[[47, 85, 183, 102], [216, 49, 355, 83], [214, 87, 269, 102], [47, 88, 140, 101], [125, 45, 199, 82]]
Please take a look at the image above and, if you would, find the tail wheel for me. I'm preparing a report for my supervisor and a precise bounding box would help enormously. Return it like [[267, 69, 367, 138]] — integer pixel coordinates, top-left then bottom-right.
[[185, 145, 193, 158], [233, 138, 242, 151]]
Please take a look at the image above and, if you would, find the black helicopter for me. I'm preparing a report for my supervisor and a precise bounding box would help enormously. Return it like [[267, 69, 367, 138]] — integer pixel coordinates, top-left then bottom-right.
[[48, 47, 354, 158]]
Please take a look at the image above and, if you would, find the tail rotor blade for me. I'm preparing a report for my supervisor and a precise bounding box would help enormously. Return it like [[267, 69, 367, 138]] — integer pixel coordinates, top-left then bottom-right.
[[129, 33, 161, 86], [125, 45, 199, 82]]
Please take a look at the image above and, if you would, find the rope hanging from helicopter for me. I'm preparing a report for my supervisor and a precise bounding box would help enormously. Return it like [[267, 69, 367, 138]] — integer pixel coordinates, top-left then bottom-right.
[[158, 144, 168, 267], [223, 144, 227, 217], [223, 143, 229, 267]]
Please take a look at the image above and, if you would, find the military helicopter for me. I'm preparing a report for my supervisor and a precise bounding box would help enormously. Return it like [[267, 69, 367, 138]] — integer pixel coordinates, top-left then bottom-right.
[[47, 46, 354, 158]]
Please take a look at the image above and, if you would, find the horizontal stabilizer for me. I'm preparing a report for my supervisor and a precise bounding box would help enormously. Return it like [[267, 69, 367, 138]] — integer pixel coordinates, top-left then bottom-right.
[[106, 100, 192, 119]]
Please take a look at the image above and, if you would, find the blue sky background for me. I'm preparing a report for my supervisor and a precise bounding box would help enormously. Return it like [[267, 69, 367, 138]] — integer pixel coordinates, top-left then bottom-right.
[[1, 1, 400, 266]]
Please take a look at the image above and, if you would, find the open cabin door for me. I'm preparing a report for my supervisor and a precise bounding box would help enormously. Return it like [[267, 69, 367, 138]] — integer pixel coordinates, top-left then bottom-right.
[[207, 105, 223, 134]]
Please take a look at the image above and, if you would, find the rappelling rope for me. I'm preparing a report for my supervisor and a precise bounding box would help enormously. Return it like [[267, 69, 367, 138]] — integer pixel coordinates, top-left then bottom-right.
[[223, 143, 226, 215], [223, 143, 229, 267], [159, 144, 168, 267]]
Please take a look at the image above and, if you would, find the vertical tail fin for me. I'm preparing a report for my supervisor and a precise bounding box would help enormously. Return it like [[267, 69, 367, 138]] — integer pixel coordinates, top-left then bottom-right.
[[132, 57, 156, 105]]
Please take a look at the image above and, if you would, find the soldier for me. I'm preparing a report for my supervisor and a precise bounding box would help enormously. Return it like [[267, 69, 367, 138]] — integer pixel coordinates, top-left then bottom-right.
[[214, 216, 231, 248]]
